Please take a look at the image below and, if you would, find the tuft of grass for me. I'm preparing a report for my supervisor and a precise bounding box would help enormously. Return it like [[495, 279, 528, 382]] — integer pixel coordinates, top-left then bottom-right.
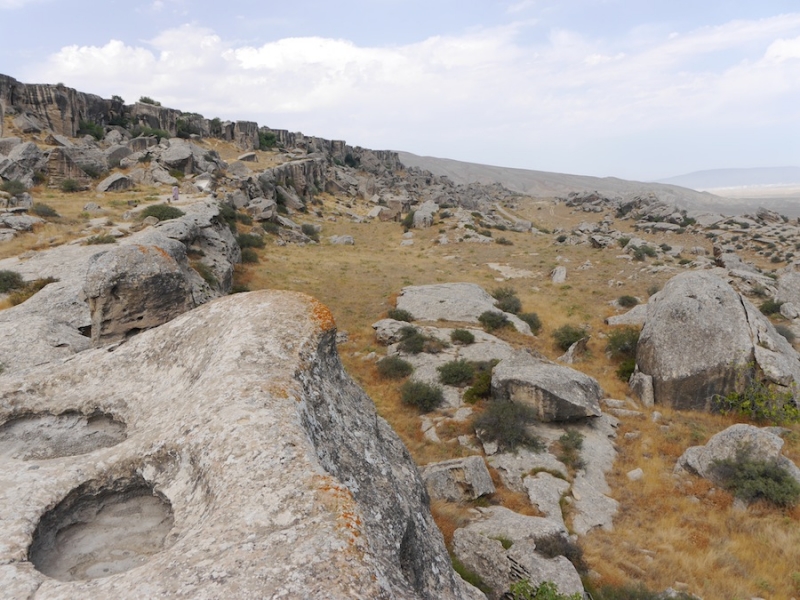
[[606, 326, 640, 360], [473, 401, 542, 452], [376, 356, 413, 380], [400, 380, 444, 412], [85, 234, 117, 245], [8, 277, 57, 305]]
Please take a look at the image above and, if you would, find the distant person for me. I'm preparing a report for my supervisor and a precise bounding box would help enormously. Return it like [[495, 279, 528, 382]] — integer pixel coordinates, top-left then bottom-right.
[[171, 185, 179, 203]]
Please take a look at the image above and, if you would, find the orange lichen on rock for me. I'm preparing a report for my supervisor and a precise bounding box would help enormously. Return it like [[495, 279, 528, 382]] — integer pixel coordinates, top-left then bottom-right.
[[309, 297, 337, 332]]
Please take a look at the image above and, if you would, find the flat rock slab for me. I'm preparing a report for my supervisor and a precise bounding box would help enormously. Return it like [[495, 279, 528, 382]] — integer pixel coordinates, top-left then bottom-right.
[[0, 291, 471, 599], [421, 456, 496, 502]]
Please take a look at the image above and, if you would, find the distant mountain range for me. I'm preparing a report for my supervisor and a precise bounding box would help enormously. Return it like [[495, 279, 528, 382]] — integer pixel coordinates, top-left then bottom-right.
[[657, 167, 800, 190]]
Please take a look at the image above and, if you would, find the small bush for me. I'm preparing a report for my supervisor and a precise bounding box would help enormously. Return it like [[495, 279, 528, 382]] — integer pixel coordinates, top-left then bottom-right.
[[140, 204, 184, 221], [236, 233, 266, 249], [31, 202, 58, 217], [616, 358, 637, 381], [388, 308, 414, 322], [451, 329, 475, 344], [77, 120, 104, 140], [138, 96, 161, 106], [262, 221, 280, 235], [1, 179, 27, 197], [240, 248, 259, 263], [401, 211, 415, 230], [606, 326, 640, 359], [258, 131, 277, 150], [397, 326, 425, 354], [713, 378, 800, 425], [438, 360, 475, 386], [712, 444, 800, 507], [376, 356, 413, 379], [492, 286, 522, 314], [518, 312, 542, 335], [473, 401, 543, 452], [0, 270, 24, 293], [760, 298, 783, 315], [60, 178, 81, 193], [617, 236, 630, 247], [478, 311, 509, 332], [85, 234, 117, 245], [463, 361, 497, 404], [533, 532, 587, 574], [400, 380, 444, 412], [301, 223, 319, 242], [552, 324, 586, 351], [617, 294, 638, 308]]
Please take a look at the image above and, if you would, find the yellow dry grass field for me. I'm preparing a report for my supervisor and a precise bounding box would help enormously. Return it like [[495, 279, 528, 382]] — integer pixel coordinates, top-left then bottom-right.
[[2, 133, 799, 598]]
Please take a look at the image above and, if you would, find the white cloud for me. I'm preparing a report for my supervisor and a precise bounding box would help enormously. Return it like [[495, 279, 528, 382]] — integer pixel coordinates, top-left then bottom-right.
[[22, 14, 800, 177]]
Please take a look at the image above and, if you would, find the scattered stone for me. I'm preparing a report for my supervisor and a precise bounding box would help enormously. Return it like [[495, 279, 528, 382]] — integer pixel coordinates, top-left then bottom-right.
[[627, 468, 644, 481], [550, 266, 567, 283]]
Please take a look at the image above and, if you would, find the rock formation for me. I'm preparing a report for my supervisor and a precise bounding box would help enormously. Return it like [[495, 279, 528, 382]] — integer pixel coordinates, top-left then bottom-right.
[[0, 291, 477, 599]]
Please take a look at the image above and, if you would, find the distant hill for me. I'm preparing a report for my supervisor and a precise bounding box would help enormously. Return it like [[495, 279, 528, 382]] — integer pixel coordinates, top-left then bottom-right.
[[658, 167, 800, 190], [396, 151, 723, 211]]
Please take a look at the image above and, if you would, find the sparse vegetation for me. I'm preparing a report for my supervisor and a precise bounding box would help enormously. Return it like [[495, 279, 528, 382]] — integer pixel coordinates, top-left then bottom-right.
[[240, 248, 259, 263], [388, 308, 414, 322], [760, 298, 783, 316], [450, 328, 475, 344], [60, 179, 80, 193], [258, 130, 277, 150], [301, 223, 320, 242], [138, 96, 161, 106], [492, 286, 522, 314], [400, 380, 444, 412], [473, 401, 543, 452], [1, 179, 27, 197], [557, 430, 585, 471], [8, 277, 57, 306], [518, 312, 542, 334], [437, 359, 475, 386], [0, 270, 24, 293], [713, 377, 800, 425], [508, 579, 581, 600], [606, 326, 640, 360], [77, 119, 104, 140], [31, 202, 59, 217], [617, 294, 638, 308], [236, 233, 266, 249], [463, 361, 497, 404], [478, 311, 510, 332], [192, 261, 218, 288], [85, 234, 117, 245]]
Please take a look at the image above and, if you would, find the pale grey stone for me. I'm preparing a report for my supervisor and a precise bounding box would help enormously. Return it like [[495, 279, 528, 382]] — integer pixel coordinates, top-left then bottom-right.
[[421, 456, 496, 502]]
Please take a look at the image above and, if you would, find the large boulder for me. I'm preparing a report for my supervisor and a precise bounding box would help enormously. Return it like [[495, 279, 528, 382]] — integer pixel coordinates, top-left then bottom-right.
[[0, 291, 475, 599], [492, 350, 603, 422], [421, 456, 495, 502], [637, 271, 800, 410]]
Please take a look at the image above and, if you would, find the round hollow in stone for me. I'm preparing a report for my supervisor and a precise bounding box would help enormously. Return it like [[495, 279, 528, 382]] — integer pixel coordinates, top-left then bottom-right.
[[29, 477, 175, 581], [0, 412, 126, 461]]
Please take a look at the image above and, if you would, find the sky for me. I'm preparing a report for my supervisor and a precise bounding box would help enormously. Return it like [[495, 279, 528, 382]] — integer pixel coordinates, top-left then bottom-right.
[[1, 1, 799, 181]]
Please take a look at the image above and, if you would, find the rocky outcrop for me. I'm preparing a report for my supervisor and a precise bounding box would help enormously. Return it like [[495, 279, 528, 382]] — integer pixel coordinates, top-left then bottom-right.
[[636, 271, 800, 410], [421, 456, 495, 502], [0, 291, 475, 599], [491, 350, 603, 422]]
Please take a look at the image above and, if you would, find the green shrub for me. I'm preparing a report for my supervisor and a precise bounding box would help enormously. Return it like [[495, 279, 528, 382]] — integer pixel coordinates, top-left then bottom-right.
[[240, 248, 259, 263], [400, 380, 444, 412], [451, 329, 475, 344], [1, 179, 27, 197], [258, 131, 277, 150], [712, 444, 800, 507], [376, 356, 414, 379], [713, 378, 800, 425], [492, 286, 522, 314], [473, 401, 543, 452], [760, 298, 783, 316], [616, 358, 637, 381], [508, 579, 581, 600], [0, 270, 24, 293], [401, 211, 415, 230], [617, 236, 630, 247], [518, 312, 542, 335], [262, 221, 280, 235], [138, 96, 161, 106], [131, 126, 169, 141], [438, 360, 475, 386], [236, 233, 266, 249], [140, 204, 184, 221], [388, 308, 414, 322], [301, 223, 319, 242], [552, 324, 586, 351], [60, 179, 80, 193], [85, 234, 117, 245], [77, 119, 104, 140], [478, 311, 510, 332], [463, 361, 497, 404], [237, 212, 253, 225], [617, 294, 638, 308], [397, 326, 425, 354], [606, 326, 640, 359], [557, 430, 585, 471]]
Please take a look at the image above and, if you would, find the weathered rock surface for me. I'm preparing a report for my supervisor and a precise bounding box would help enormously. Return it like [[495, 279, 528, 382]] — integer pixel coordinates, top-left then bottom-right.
[[492, 350, 603, 422], [421, 456, 495, 502], [395, 284, 532, 335], [0, 291, 475, 599], [676, 423, 800, 486], [637, 271, 800, 410]]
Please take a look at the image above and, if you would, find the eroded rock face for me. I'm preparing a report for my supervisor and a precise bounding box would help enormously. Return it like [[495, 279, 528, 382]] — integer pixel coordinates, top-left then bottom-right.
[[492, 350, 603, 422], [0, 291, 472, 599], [421, 456, 495, 502], [637, 271, 800, 410]]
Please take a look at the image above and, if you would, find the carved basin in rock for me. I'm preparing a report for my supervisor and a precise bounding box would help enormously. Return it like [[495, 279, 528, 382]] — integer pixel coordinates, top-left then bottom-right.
[[29, 477, 174, 581], [0, 412, 126, 460]]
